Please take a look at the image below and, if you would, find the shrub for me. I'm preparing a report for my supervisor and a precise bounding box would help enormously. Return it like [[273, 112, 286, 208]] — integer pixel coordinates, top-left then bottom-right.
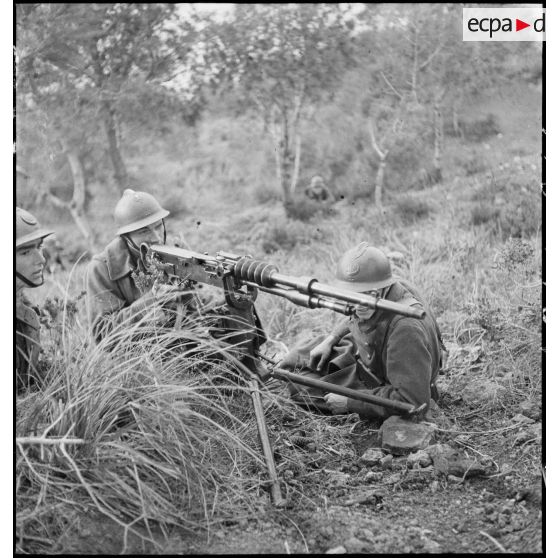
[[460, 114, 501, 142], [285, 196, 323, 222], [471, 205, 500, 227], [499, 194, 541, 239], [388, 139, 427, 190], [393, 196, 432, 224], [161, 189, 191, 217], [254, 184, 281, 205], [462, 156, 490, 176], [16, 305, 271, 552]]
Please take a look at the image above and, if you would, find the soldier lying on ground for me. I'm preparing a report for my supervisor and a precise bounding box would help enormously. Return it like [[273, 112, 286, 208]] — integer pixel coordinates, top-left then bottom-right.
[[86, 189, 200, 343], [279, 242, 445, 420], [16, 208, 54, 393]]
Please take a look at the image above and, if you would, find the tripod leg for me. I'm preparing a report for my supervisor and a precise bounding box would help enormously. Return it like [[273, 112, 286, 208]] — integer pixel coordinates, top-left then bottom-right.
[[248, 379, 287, 508]]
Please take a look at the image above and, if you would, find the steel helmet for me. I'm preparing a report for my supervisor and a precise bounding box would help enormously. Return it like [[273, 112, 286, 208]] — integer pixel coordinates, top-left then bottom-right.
[[114, 189, 170, 235], [333, 242, 395, 292], [16, 207, 54, 248]]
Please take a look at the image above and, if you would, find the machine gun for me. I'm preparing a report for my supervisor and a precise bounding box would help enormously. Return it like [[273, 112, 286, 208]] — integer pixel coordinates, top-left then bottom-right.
[[140, 244, 426, 506]]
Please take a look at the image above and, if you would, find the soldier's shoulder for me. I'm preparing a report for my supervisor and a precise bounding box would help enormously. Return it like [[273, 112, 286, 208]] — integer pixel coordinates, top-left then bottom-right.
[[90, 238, 122, 264], [389, 315, 428, 337]]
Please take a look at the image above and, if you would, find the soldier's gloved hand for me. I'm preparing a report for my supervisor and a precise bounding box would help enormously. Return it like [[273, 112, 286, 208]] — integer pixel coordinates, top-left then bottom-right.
[[309, 335, 336, 371], [324, 393, 349, 414]]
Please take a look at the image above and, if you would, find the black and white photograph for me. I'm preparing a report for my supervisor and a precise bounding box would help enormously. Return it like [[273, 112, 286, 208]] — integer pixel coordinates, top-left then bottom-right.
[[14, 3, 544, 554]]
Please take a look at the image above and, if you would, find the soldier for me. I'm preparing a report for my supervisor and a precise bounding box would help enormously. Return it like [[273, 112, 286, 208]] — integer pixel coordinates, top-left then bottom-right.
[[280, 242, 444, 420], [304, 175, 334, 202], [16, 207, 54, 393], [86, 189, 192, 342]]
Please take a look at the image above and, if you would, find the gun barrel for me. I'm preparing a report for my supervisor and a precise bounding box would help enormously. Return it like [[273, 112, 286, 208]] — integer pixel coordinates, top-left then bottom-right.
[[243, 282, 353, 315], [261, 272, 425, 319]]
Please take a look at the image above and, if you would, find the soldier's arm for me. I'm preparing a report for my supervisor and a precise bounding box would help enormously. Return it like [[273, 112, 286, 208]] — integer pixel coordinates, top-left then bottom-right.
[[347, 318, 432, 419], [330, 319, 351, 344]]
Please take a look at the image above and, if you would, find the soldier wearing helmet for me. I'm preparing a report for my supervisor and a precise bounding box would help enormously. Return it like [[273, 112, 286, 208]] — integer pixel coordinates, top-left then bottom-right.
[[16, 207, 54, 392], [86, 189, 186, 342], [304, 175, 334, 203], [280, 242, 444, 420]]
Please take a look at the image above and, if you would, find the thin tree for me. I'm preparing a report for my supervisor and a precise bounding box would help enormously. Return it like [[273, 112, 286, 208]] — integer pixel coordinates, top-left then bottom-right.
[[195, 4, 355, 214]]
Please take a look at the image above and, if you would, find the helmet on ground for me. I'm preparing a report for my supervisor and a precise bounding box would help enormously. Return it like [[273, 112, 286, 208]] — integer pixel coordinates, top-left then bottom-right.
[[16, 207, 54, 248], [114, 189, 169, 235], [333, 242, 395, 292]]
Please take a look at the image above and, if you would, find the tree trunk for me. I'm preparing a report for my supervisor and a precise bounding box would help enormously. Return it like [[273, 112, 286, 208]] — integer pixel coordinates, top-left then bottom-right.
[[276, 113, 294, 211], [102, 101, 129, 190], [374, 155, 387, 211], [432, 99, 443, 183], [46, 147, 97, 252], [452, 103, 460, 136], [410, 26, 419, 105], [289, 132, 301, 195], [367, 117, 389, 211]]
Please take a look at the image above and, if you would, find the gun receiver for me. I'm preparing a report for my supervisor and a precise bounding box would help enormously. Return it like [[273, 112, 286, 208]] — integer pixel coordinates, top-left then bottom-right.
[[140, 244, 425, 320]]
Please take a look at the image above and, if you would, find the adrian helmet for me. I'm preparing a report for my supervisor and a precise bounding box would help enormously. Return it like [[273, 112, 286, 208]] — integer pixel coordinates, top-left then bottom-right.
[[16, 207, 54, 248], [114, 189, 169, 235], [333, 242, 395, 292]]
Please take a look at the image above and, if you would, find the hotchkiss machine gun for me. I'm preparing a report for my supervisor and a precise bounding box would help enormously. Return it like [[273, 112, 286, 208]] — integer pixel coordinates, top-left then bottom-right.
[[140, 244, 426, 507]]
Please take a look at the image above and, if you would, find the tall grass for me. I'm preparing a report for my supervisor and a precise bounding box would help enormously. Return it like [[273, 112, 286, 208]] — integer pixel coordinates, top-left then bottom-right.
[[16, 291, 281, 552]]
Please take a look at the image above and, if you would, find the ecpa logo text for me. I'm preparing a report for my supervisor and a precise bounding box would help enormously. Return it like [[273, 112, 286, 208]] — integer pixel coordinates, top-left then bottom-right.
[[467, 14, 544, 38]]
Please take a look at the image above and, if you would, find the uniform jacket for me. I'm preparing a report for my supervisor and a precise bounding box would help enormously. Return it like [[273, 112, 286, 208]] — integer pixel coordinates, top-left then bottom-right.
[[86, 236, 144, 341], [332, 281, 441, 418], [280, 281, 442, 420], [16, 297, 41, 393]]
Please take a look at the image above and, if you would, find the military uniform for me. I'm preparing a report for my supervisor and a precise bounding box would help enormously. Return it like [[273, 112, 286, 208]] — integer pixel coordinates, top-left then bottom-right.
[[281, 280, 442, 419], [280, 242, 444, 420], [304, 177, 333, 202], [86, 236, 154, 341], [16, 298, 42, 393]]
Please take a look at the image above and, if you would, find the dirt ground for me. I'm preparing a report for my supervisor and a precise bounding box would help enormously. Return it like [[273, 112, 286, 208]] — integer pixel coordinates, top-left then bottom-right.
[[52, 397, 543, 555]]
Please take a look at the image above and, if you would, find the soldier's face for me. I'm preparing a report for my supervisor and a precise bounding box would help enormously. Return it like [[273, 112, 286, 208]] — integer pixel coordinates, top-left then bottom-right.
[[16, 239, 46, 288], [354, 290, 380, 321], [128, 221, 165, 247]]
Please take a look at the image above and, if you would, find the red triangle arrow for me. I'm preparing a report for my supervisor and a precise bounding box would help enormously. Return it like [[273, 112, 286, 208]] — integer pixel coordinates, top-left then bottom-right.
[[516, 19, 530, 32]]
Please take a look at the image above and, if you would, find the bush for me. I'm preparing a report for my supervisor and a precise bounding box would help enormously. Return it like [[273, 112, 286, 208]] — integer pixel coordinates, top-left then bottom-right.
[[285, 196, 323, 222], [499, 193, 540, 239], [257, 217, 323, 254], [388, 139, 428, 190], [393, 196, 433, 224], [161, 189, 191, 217], [471, 205, 500, 227], [16, 308, 275, 553], [460, 114, 501, 142], [254, 184, 281, 204], [462, 156, 490, 176]]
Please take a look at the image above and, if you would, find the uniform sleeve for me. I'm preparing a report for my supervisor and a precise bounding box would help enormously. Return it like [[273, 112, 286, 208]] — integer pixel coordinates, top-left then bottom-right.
[[331, 318, 351, 343], [86, 258, 151, 342], [347, 318, 432, 419]]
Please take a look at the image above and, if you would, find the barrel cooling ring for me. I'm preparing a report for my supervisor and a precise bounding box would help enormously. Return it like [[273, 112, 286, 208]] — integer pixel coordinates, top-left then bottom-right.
[[235, 258, 278, 287]]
